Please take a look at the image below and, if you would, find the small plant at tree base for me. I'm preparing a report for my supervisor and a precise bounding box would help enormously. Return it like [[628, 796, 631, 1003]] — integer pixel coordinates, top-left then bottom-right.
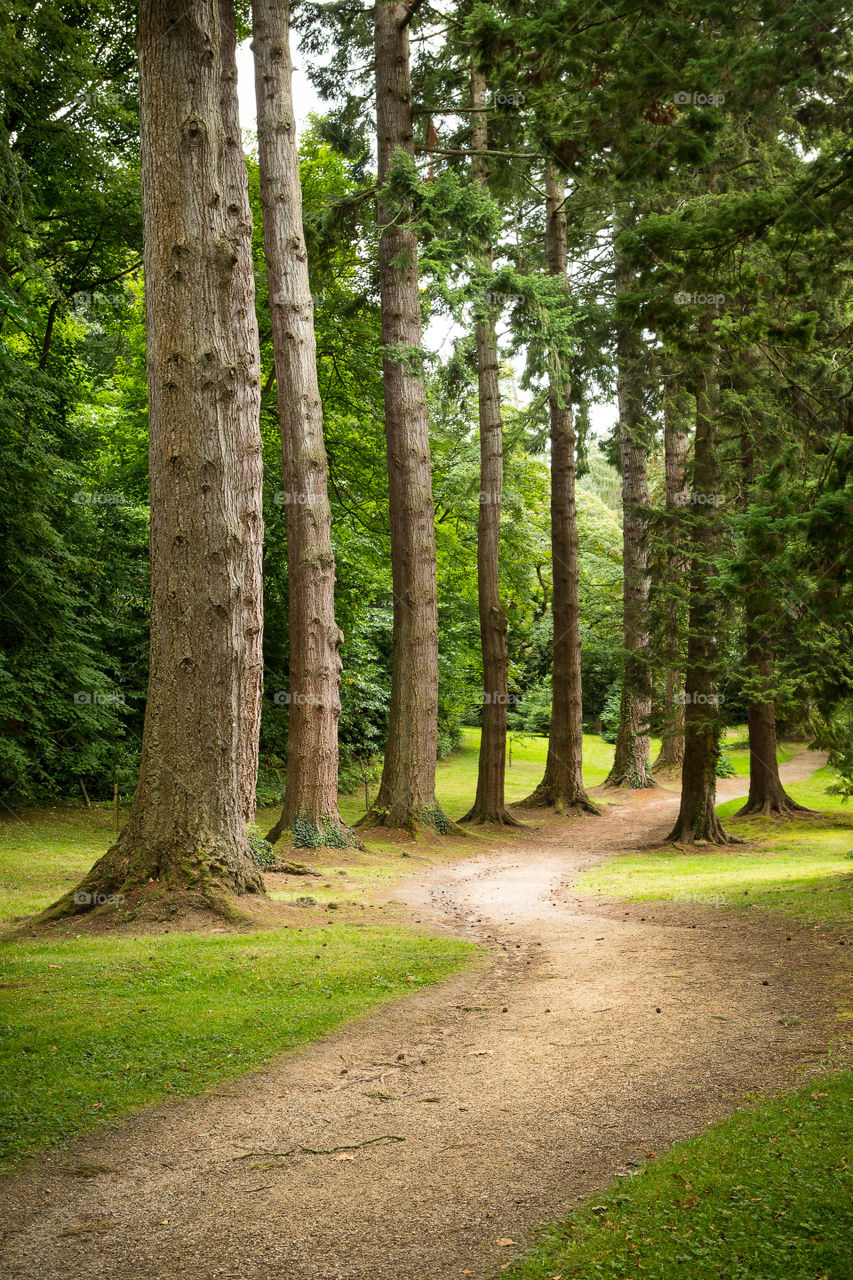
[[419, 802, 450, 835], [291, 814, 355, 850], [247, 828, 277, 869]]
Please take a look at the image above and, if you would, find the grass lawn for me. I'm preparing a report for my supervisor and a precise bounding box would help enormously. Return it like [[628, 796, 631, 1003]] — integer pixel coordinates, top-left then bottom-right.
[[0, 925, 474, 1172], [577, 768, 853, 925], [494, 1070, 853, 1280]]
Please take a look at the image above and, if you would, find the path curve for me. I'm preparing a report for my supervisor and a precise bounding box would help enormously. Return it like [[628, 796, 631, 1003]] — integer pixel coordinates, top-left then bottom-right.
[[0, 749, 845, 1280]]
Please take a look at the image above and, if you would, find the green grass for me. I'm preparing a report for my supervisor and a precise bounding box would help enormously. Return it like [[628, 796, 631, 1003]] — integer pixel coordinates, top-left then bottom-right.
[[720, 727, 794, 779], [577, 768, 853, 925], [0, 924, 474, 1171], [495, 1071, 853, 1280]]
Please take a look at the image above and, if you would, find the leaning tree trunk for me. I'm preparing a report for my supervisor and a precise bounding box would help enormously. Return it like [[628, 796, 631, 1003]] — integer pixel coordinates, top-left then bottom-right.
[[220, 0, 265, 826], [652, 380, 690, 773], [252, 0, 346, 847], [44, 0, 265, 919], [461, 66, 521, 827], [605, 240, 655, 789], [666, 335, 733, 844], [521, 166, 597, 814], [357, 0, 442, 834]]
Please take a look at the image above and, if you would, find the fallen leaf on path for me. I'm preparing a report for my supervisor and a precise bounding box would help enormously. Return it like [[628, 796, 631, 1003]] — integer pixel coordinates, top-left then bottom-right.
[[333, 1153, 356, 1162], [497, 1237, 516, 1246]]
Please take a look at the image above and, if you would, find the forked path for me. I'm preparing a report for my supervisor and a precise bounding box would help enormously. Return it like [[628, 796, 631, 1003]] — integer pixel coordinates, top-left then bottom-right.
[[1, 752, 848, 1280]]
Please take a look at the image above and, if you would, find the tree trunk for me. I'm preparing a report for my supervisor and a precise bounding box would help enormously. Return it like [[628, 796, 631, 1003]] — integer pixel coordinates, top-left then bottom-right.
[[461, 67, 521, 828], [652, 381, 690, 773], [666, 338, 733, 844], [357, 0, 442, 834], [251, 0, 347, 848], [44, 0, 265, 918], [521, 166, 597, 814], [605, 240, 655, 789], [220, 0, 265, 826]]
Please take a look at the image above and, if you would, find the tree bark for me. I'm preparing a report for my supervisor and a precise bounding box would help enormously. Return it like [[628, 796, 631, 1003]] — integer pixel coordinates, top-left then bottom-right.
[[251, 0, 347, 847], [652, 380, 690, 773], [45, 0, 265, 918], [220, 0, 265, 826], [357, 0, 442, 834], [605, 242, 655, 789], [521, 165, 597, 814], [461, 67, 521, 828], [666, 336, 734, 844]]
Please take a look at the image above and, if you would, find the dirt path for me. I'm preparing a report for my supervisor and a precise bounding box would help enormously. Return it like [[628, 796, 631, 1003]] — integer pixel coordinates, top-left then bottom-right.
[[1, 751, 848, 1280]]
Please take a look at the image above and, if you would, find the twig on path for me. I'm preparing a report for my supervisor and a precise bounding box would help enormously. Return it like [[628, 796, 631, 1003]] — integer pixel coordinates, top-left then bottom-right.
[[233, 1135, 405, 1161]]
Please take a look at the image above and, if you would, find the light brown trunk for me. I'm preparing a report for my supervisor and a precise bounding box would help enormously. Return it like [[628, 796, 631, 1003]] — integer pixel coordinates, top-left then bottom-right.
[[357, 0, 442, 833], [652, 381, 690, 773], [605, 237, 655, 789], [667, 337, 733, 844], [521, 166, 597, 814], [461, 67, 521, 828], [220, 0, 265, 825], [46, 0, 265, 917], [251, 0, 346, 847]]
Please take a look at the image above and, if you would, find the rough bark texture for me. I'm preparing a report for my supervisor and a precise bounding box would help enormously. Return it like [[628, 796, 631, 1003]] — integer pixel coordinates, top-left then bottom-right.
[[521, 166, 597, 814], [45, 0, 265, 918], [461, 67, 521, 828], [666, 342, 733, 844], [251, 0, 346, 847], [358, 0, 442, 833], [652, 383, 690, 773], [605, 245, 655, 789], [220, 0, 265, 826]]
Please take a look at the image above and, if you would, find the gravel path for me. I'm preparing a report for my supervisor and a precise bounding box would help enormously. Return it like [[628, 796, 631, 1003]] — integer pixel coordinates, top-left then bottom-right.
[[1, 750, 848, 1280]]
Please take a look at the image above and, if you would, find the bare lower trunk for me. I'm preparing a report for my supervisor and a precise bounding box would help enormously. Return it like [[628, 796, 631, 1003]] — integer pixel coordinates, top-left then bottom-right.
[[606, 243, 654, 789], [522, 166, 597, 814], [220, 0, 264, 825], [45, 0, 265, 918], [358, 0, 442, 834], [251, 0, 346, 848], [461, 67, 520, 828], [666, 340, 733, 844], [653, 382, 690, 773]]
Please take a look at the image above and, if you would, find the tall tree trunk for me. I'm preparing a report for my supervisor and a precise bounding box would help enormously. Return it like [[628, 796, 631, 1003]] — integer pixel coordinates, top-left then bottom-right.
[[220, 0, 264, 825], [736, 387, 812, 818], [357, 0, 442, 834], [666, 337, 733, 844], [45, 0, 265, 918], [521, 165, 597, 814], [461, 66, 520, 828], [652, 380, 690, 773], [605, 239, 655, 789], [251, 0, 346, 847]]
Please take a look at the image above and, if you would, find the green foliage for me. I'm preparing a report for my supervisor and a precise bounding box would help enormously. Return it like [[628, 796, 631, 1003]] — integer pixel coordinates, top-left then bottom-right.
[[247, 828, 277, 870], [291, 814, 353, 850], [715, 750, 736, 779]]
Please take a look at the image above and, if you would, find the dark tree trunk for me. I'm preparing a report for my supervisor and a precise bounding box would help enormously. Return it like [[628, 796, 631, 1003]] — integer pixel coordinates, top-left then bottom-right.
[[45, 0, 265, 918], [605, 239, 655, 788], [652, 381, 690, 773], [521, 166, 597, 814], [461, 67, 521, 828], [357, 0, 442, 834], [220, 0, 265, 826], [251, 0, 346, 847], [666, 340, 734, 844]]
